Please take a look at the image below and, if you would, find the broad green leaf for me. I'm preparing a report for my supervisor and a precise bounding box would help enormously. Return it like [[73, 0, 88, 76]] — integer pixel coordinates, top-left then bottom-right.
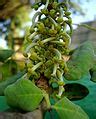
[[52, 97, 89, 119], [0, 50, 14, 62], [0, 70, 26, 96], [4, 79, 44, 111], [65, 41, 94, 80]]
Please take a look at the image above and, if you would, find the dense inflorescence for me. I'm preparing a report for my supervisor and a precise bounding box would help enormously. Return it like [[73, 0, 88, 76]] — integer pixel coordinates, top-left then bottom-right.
[[23, 0, 72, 98], [65, 41, 94, 80]]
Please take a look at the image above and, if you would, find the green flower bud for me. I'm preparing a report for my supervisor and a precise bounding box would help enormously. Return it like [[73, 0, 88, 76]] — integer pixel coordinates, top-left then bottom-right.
[[56, 25, 61, 32], [58, 81, 64, 86], [49, 9, 56, 17], [63, 7, 67, 12], [33, 4, 39, 10], [27, 62, 33, 68], [29, 52, 38, 61], [26, 37, 32, 42], [52, 2, 58, 9], [41, 8, 48, 15], [37, 22, 46, 34], [30, 27, 35, 34], [67, 19, 72, 24], [23, 52, 28, 57], [64, 11, 71, 16], [49, 29, 57, 36], [44, 18, 49, 25], [28, 69, 40, 80], [45, 60, 53, 67], [57, 17, 63, 23], [28, 68, 32, 74]]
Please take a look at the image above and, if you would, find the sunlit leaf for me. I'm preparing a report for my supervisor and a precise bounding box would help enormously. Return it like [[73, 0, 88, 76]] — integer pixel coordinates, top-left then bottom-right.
[[4, 79, 44, 111], [52, 97, 89, 119], [0, 70, 26, 96], [65, 41, 94, 80]]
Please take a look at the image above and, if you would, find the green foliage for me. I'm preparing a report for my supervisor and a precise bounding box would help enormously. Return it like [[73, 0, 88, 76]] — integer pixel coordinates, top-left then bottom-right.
[[4, 79, 44, 111], [64, 41, 94, 80], [52, 97, 89, 119], [0, 1, 95, 118], [0, 50, 14, 62], [44, 109, 59, 119], [0, 70, 26, 96], [0, 59, 17, 81]]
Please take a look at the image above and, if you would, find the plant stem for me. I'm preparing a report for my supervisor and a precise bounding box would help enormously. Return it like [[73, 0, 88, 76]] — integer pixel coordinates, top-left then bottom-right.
[[45, 0, 49, 8], [57, 70, 63, 82], [58, 85, 64, 97], [25, 43, 37, 53], [56, 70, 65, 98], [42, 37, 55, 44], [60, 7, 63, 18], [49, 17, 58, 27], [62, 31, 71, 45], [51, 64, 58, 77], [43, 91, 51, 109], [32, 11, 42, 25], [53, 48, 62, 60], [74, 23, 96, 32], [29, 32, 38, 40], [65, 20, 73, 36], [32, 62, 43, 71], [50, 41, 65, 46]]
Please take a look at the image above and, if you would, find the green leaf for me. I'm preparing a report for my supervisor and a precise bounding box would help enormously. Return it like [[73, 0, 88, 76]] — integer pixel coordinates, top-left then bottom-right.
[[4, 79, 44, 111], [0, 70, 26, 96], [0, 59, 17, 81], [65, 41, 94, 80], [0, 50, 14, 62], [52, 97, 89, 119]]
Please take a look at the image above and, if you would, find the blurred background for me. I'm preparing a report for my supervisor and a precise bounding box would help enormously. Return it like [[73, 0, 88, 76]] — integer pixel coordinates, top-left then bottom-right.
[[0, 0, 96, 82]]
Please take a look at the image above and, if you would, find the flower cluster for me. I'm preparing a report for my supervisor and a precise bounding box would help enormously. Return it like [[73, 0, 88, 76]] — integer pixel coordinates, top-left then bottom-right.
[[24, 0, 72, 98]]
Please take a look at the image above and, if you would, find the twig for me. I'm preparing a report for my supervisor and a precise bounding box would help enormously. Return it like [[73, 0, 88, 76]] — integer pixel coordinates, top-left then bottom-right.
[[73, 23, 96, 32]]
